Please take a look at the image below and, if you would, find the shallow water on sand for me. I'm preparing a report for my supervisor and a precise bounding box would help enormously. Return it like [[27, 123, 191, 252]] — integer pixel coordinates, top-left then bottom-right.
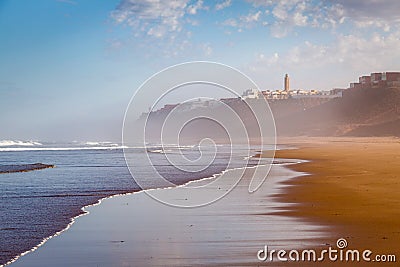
[[0, 142, 258, 266], [10, 161, 327, 267]]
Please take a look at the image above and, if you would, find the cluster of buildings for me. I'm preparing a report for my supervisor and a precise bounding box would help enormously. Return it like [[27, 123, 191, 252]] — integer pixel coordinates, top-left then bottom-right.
[[146, 72, 400, 117], [241, 71, 400, 101], [242, 74, 343, 100], [243, 88, 339, 100], [349, 72, 400, 90]]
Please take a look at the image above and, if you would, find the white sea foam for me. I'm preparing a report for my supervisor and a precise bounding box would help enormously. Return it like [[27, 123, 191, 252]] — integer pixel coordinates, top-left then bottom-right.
[[0, 140, 42, 147], [84, 141, 119, 147], [0, 144, 196, 152], [0, 146, 128, 152], [147, 149, 182, 154], [0, 140, 128, 151]]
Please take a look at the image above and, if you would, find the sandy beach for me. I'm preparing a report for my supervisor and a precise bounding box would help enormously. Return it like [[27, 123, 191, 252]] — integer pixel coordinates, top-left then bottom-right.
[[273, 137, 400, 266], [7, 137, 400, 266]]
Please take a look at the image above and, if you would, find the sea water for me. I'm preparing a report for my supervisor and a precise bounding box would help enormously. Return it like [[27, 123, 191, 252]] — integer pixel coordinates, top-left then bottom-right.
[[0, 141, 258, 265]]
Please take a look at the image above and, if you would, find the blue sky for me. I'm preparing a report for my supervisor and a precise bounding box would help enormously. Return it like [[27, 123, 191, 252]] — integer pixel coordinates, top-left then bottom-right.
[[1, 0, 400, 141]]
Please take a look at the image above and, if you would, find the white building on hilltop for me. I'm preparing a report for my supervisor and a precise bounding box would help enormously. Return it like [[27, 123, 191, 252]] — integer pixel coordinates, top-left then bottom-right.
[[242, 88, 262, 99]]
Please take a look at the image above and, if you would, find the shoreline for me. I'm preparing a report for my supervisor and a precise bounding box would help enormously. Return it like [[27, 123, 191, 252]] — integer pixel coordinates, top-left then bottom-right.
[[2, 187, 145, 267], [4, 152, 275, 266], [8, 154, 327, 266], [273, 137, 400, 265], [6, 137, 399, 265]]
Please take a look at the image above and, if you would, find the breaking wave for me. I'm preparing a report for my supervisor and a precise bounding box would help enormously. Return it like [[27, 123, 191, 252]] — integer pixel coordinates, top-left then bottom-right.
[[0, 140, 42, 147]]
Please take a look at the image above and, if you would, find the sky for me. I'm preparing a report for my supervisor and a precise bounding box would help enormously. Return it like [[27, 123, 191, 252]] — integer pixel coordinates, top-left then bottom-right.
[[1, 0, 400, 141]]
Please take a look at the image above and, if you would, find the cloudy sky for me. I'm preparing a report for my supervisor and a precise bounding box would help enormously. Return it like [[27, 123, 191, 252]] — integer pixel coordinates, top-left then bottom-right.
[[1, 0, 400, 140]]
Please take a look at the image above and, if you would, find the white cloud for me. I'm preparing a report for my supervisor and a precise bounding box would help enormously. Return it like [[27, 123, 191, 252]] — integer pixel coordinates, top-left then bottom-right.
[[222, 11, 263, 30], [293, 11, 307, 26], [247, 30, 400, 90], [258, 52, 279, 65], [270, 23, 290, 38], [243, 0, 363, 37], [328, 32, 400, 69], [215, 0, 232, 11], [187, 0, 207, 15], [222, 18, 238, 27], [147, 26, 167, 38], [112, 0, 400, 42], [186, 18, 200, 26], [323, 0, 400, 31], [245, 0, 273, 7], [272, 4, 288, 20], [242, 10, 262, 23], [110, 0, 400, 61], [202, 43, 213, 56], [249, 30, 400, 76], [354, 20, 391, 32], [329, 0, 400, 21], [244, 0, 315, 37], [111, 0, 190, 38]]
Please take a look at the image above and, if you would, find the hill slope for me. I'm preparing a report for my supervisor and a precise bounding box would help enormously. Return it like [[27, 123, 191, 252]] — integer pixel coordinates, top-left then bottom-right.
[[275, 88, 400, 137]]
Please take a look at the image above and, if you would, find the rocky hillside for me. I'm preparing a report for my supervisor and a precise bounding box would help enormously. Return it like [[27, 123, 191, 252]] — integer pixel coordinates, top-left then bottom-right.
[[138, 87, 400, 141], [275, 87, 400, 137]]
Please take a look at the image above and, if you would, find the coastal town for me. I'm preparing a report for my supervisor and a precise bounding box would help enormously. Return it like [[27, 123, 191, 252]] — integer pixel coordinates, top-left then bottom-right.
[[146, 71, 400, 116], [245, 71, 400, 100], [241, 73, 342, 100]]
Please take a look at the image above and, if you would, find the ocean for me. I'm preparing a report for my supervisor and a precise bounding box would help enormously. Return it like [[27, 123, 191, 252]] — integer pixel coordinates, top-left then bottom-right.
[[0, 141, 259, 266]]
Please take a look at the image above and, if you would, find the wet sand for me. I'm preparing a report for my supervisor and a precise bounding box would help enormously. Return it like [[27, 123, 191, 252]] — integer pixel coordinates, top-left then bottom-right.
[[9, 163, 327, 267], [273, 137, 400, 266], [9, 137, 399, 266]]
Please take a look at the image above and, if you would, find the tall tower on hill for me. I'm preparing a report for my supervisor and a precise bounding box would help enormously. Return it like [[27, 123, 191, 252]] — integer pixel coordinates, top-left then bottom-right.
[[284, 74, 290, 92]]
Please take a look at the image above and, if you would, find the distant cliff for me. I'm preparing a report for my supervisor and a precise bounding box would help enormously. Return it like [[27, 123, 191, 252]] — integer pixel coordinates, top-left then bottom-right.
[[275, 87, 400, 137], [269, 98, 331, 120], [138, 87, 400, 140]]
